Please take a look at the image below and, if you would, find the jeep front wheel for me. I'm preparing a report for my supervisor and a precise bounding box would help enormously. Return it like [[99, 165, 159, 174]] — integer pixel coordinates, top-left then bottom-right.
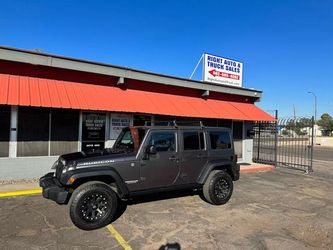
[[203, 170, 233, 205], [69, 181, 118, 230]]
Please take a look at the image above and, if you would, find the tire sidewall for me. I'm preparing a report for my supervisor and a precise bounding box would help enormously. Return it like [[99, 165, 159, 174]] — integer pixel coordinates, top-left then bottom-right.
[[69, 182, 118, 230], [208, 171, 233, 205]]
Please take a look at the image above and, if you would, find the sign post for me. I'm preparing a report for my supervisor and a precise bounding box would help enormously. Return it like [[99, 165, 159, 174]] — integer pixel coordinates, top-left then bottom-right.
[[203, 53, 243, 87]]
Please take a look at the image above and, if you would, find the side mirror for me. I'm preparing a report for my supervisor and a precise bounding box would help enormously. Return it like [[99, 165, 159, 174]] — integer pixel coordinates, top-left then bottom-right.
[[147, 145, 157, 154], [143, 145, 157, 160]]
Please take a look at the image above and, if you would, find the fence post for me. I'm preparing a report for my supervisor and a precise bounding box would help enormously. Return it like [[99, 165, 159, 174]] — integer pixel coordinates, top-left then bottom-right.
[[274, 110, 278, 167], [308, 116, 314, 173], [257, 122, 261, 161]]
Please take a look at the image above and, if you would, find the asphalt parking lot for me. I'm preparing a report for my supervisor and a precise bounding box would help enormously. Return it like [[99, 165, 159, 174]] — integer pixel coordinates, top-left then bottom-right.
[[1, 162, 332, 250]]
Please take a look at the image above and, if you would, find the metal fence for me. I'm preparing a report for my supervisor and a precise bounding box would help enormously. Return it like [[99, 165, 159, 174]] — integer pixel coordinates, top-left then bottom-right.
[[253, 111, 314, 173]]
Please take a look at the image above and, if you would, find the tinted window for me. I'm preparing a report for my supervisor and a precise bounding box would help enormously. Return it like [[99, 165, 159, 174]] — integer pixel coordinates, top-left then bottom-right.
[[209, 131, 231, 150], [149, 132, 175, 152], [183, 132, 199, 150]]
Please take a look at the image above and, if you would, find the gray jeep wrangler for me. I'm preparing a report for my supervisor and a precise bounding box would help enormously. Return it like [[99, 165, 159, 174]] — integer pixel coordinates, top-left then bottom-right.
[[40, 124, 240, 230]]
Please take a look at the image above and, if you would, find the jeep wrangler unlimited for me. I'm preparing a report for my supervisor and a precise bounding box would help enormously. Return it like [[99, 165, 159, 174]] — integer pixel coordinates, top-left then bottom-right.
[[40, 125, 240, 230]]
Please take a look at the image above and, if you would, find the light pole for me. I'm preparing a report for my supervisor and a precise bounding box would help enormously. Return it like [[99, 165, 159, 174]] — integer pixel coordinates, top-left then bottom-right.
[[308, 91, 317, 144], [307, 91, 317, 122]]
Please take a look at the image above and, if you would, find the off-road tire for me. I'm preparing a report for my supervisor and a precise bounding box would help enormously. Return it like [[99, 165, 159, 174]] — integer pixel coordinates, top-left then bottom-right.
[[203, 170, 233, 205], [69, 181, 118, 230]]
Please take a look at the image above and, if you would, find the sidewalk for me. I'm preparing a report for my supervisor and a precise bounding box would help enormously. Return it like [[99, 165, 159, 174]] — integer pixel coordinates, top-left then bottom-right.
[[0, 181, 39, 193]]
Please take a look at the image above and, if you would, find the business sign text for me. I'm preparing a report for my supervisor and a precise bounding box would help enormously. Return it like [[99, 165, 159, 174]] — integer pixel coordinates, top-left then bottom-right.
[[110, 113, 133, 139], [203, 53, 243, 87]]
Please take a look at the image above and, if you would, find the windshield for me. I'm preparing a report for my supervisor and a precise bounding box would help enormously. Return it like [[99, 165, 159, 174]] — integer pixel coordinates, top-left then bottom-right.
[[112, 128, 146, 153]]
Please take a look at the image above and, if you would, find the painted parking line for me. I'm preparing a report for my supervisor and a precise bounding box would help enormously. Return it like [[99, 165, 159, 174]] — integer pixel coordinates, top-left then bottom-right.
[[0, 188, 42, 198], [0, 189, 132, 249], [107, 224, 133, 250]]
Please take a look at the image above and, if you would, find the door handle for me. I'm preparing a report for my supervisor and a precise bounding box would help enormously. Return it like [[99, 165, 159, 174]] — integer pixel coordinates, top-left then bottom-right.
[[196, 154, 202, 158], [169, 156, 179, 161]]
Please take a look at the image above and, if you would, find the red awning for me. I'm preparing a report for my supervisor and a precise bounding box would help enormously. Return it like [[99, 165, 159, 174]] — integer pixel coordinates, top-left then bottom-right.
[[0, 74, 275, 121]]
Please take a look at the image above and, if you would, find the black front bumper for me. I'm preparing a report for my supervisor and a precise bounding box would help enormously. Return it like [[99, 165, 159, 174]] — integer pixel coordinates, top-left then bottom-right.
[[39, 172, 70, 204]]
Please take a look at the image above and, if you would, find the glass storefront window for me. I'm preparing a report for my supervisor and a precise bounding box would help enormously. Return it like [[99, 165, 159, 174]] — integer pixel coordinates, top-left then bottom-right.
[[17, 107, 49, 156], [0, 105, 10, 157], [50, 109, 79, 155], [17, 107, 80, 157]]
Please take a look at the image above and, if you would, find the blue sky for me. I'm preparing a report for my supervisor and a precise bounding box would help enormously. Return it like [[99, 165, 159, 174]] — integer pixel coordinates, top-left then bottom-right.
[[1, 0, 332, 118]]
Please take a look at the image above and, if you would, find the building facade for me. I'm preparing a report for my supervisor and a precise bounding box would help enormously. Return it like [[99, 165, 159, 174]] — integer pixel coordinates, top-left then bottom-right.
[[0, 46, 274, 180]]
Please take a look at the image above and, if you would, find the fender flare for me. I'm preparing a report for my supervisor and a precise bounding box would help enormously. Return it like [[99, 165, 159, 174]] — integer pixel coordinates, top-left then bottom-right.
[[197, 161, 234, 184], [67, 167, 129, 196]]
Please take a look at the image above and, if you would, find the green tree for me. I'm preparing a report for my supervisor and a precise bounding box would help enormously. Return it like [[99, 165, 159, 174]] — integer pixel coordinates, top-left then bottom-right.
[[317, 113, 333, 136]]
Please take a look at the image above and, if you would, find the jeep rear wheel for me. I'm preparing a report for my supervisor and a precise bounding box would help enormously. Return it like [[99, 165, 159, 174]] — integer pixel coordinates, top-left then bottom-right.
[[203, 170, 233, 205], [69, 181, 118, 230]]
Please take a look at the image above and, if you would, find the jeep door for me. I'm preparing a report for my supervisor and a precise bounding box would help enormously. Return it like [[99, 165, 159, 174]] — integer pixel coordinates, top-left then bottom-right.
[[139, 130, 180, 189], [179, 131, 208, 183]]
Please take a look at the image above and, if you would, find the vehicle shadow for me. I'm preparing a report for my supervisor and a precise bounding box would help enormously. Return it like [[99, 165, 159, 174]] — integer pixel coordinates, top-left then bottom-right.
[[127, 189, 202, 205], [110, 199, 127, 223], [158, 242, 181, 250], [111, 189, 203, 222]]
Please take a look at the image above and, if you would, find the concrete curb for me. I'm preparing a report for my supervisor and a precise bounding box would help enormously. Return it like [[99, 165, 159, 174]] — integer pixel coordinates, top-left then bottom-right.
[[0, 182, 39, 193], [240, 165, 275, 173]]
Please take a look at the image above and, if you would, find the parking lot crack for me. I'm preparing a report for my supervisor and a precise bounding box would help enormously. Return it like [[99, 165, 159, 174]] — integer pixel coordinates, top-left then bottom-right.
[[31, 209, 57, 234]]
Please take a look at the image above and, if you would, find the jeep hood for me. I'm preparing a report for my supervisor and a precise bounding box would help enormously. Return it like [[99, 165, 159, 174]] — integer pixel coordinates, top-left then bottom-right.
[[60, 150, 136, 165]]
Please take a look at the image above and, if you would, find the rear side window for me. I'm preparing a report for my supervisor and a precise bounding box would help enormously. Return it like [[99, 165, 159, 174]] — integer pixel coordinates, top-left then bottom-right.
[[209, 131, 231, 150], [183, 132, 199, 150]]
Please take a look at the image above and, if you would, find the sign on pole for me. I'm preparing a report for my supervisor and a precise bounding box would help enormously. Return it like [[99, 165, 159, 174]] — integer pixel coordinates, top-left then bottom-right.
[[203, 53, 243, 87]]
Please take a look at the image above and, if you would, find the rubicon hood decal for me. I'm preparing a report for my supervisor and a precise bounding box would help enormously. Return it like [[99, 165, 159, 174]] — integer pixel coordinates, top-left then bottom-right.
[[77, 159, 115, 167]]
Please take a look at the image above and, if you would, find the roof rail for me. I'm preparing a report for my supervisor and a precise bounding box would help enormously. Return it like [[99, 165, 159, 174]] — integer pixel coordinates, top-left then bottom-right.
[[199, 121, 205, 128], [143, 120, 205, 128]]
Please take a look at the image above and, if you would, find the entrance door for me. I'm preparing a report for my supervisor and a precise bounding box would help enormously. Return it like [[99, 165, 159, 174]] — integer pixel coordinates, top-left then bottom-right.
[[140, 130, 180, 189], [82, 112, 106, 152]]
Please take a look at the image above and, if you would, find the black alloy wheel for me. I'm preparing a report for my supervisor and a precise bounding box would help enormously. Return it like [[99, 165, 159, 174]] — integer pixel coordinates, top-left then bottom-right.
[[69, 181, 118, 230], [80, 192, 109, 222], [214, 178, 230, 200], [203, 170, 233, 205]]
